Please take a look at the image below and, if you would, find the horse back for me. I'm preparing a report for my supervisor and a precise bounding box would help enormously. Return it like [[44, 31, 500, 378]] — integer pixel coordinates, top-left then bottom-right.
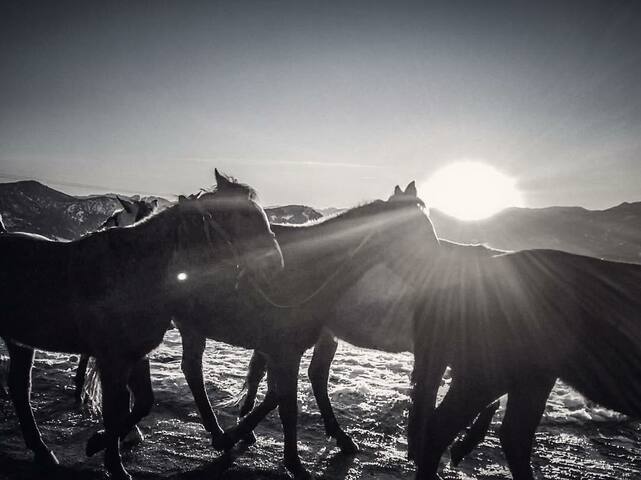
[[421, 249, 641, 380], [511, 250, 641, 415], [0, 233, 71, 288]]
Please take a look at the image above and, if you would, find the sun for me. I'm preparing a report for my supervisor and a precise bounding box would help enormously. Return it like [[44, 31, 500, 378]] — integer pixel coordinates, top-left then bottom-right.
[[420, 161, 523, 221]]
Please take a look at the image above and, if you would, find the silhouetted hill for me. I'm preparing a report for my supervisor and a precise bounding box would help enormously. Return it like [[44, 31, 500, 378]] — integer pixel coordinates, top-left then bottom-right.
[[0, 181, 123, 239], [266, 205, 322, 224], [430, 203, 641, 264], [1, 180, 639, 263], [0, 181, 321, 239]]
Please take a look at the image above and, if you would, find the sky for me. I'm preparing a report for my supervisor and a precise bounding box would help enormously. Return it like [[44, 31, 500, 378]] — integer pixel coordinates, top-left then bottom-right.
[[1, 0, 640, 209]]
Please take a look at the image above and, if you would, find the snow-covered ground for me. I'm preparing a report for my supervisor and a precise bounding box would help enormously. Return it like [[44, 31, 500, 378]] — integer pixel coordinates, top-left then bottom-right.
[[1, 330, 640, 479]]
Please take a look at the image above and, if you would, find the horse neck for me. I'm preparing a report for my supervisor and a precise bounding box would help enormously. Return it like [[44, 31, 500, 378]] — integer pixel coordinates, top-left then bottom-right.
[[273, 213, 377, 284], [81, 206, 179, 279]]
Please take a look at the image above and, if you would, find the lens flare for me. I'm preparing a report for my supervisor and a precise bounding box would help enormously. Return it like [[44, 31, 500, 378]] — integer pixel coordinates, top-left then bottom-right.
[[421, 161, 524, 221]]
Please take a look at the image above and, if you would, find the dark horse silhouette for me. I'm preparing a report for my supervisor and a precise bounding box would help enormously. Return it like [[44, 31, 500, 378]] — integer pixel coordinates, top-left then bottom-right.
[[169, 182, 444, 479], [0, 170, 283, 480], [74, 196, 158, 404], [410, 243, 641, 480], [235, 186, 501, 459]]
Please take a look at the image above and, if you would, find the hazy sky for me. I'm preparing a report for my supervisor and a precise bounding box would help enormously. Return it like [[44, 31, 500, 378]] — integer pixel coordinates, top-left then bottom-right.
[[1, 0, 640, 208]]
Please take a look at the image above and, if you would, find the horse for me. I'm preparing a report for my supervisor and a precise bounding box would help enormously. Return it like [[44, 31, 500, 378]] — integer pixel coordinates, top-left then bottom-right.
[[236, 189, 503, 458], [74, 196, 158, 404], [0, 170, 283, 480], [410, 244, 641, 480], [163, 182, 446, 479], [100, 196, 158, 229]]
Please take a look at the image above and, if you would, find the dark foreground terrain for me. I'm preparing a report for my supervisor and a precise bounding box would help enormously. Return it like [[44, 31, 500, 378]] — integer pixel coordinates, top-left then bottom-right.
[[1, 330, 640, 480]]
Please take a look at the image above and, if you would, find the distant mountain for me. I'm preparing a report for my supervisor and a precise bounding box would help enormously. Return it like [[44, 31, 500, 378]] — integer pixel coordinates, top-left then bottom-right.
[[266, 205, 322, 224], [430, 203, 641, 264], [1, 180, 639, 263], [0, 180, 124, 240], [316, 204, 641, 263], [0, 181, 321, 239]]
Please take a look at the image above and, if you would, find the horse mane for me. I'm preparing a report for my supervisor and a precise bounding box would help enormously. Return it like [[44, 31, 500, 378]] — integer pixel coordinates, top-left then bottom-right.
[[439, 238, 509, 257], [205, 173, 257, 201], [85, 178, 254, 246], [269, 201, 385, 230], [271, 199, 440, 262], [80, 204, 180, 251]]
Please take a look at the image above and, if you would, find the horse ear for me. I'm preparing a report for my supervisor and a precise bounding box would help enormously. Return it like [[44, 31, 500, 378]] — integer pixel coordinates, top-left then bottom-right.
[[151, 199, 159, 209], [117, 196, 134, 213], [393, 185, 402, 196], [404, 181, 417, 197], [215, 169, 231, 189]]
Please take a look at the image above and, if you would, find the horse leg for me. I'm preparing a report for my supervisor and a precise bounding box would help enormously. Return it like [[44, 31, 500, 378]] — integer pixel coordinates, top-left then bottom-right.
[[408, 350, 447, 461], [237, 350, 268, 445], [499, 377, 555, 480], [415, 378, 503, 480], [308, 331, 358, 453], [96, 359, 134, 480], [225, 354, 310, 478], [85, 357, 154, 455], [223, 367, 279, 447], [409, 298, 451, 462], [450, 399, 500, 466], [178, 327, 226, 448], [74, 354, 90, 404], [121, 357, 153, 446], [6, 341, 59, 466], [271, 355, 310, 480]]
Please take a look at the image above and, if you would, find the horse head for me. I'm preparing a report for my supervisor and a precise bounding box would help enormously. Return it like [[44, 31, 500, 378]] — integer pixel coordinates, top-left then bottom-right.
[[101, 197, 155, 229], [174, 170, 283, 285], [346, 180, 440, 285]]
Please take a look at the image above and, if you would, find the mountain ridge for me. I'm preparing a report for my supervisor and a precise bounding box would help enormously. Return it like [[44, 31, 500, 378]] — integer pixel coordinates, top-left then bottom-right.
[[1, 180, 639, 263]]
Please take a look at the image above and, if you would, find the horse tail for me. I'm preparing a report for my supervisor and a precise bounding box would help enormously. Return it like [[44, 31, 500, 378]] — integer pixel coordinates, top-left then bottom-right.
[[215, 380, 248, 409], [0, 354, 10, 419], [82, 357, 103, 416], [559, 291, 641, 417], [215, 351, 268, 411], [560, 337, 641, 418], [0, 354, 9, 397], [450, 399, 500, 466]]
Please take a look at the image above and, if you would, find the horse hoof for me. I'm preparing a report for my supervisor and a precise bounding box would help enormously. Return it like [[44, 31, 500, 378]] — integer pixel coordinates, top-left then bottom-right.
[[407, 444, 416, 462], [240, 431, 257, 446], [212, 432, 235, 452], [450, 442, 464, 467], [285, 458, 311, 480], [335, 432, 359, 455], [107, 468, 132, 480], [86, 430, 107, 457], [34, 449, 59, 467], [122, 426, 144, 449]]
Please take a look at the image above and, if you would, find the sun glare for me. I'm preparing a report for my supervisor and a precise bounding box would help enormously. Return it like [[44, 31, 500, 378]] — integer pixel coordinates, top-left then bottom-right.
[[421, 161, 523, 221]]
